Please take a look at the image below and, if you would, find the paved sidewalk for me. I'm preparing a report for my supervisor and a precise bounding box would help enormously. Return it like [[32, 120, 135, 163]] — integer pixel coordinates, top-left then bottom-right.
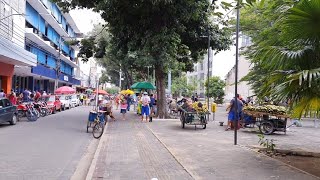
[[87, 108, 318, 180], [90, 111, 192, 180]]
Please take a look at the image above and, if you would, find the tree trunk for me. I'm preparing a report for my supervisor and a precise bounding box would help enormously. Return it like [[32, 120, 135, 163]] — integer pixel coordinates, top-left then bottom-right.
[[155, 65, 168, 119]]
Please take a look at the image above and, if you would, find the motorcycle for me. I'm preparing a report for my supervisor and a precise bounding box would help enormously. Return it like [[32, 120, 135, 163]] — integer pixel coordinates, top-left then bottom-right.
[[34, 101, 49, 117], [17, 102, 39, 121]]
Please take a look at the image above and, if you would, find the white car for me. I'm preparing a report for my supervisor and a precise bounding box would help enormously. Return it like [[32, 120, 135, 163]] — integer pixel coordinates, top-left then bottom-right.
[[58, 95, 71, 110], [70, 94, 80, 107]]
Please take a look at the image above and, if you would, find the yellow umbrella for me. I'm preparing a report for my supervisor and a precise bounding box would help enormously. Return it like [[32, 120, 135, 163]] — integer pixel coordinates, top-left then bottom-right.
[[120, 89, 134, 95], [125, 89, 134, 95]]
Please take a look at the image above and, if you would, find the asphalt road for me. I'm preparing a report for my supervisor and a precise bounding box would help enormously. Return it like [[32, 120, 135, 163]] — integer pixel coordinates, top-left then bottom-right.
[[0, 105, 94, 180]]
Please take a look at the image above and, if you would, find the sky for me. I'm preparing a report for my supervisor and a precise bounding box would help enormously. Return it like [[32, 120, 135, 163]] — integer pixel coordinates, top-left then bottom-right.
[[69, 8, 236, 79]]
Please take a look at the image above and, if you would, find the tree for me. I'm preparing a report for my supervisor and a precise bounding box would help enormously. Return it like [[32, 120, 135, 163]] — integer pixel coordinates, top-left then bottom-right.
[[241, 0, 320, 118], [171, 74, 195, 98], [205, 76, 226, 104], [54, 0, 233, 118]]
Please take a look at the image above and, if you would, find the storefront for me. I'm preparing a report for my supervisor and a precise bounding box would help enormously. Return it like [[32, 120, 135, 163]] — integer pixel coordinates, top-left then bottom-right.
[[0, 36, 37, 94], [0, 62, 14, 93]]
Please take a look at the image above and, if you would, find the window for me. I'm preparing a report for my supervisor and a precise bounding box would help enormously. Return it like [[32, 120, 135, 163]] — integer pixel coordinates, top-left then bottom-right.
[[0, 100, 4, 108], [3, 99, 11, 107]]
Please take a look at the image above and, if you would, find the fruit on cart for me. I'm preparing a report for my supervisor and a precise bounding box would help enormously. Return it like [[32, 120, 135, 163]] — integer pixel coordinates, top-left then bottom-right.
[[243, 105, 287, 115], [192, 102, 209, 113]]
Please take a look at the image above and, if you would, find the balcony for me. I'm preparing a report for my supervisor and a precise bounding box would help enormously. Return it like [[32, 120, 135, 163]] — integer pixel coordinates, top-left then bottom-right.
[[25, 28, 78, 68], [27, 0, 69, 38], [0, 36, 37, 67]]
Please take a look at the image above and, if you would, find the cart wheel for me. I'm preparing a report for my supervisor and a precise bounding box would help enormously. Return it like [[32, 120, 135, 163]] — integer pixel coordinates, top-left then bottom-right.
[[203, 124, 206, 129], [259, 121, 274, 135]]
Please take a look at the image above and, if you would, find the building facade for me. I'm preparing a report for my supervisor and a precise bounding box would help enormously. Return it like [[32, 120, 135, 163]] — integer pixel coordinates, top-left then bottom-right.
[[0, 0, 37, 94], [12, 0, 81, 94], [224, 35, 254, 101], [186, 49, 213, 98]]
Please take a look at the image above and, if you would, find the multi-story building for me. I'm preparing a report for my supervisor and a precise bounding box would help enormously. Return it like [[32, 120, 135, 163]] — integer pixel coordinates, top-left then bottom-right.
[[186, 50, 213, 98], [0, 0, 37, 94], [224, 35, 254, 101], [12, 0, 82, 94]]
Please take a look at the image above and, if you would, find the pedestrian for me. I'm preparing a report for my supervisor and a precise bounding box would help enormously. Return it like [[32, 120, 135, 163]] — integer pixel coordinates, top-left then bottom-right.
[[120, 99, 128, 120], [34, 90, 41, 102], [141, 92, 151, 122], [226, 94, 243, 131], [80, 94, 84, 105], [126, 95, 132, 111], [115, 94, 120, 110], [149, 94, 156, 122], [0, 89, 6, 97], [22, 89, 30, 102], [8, 90, 17, 105], [42, 90, 47, 96]]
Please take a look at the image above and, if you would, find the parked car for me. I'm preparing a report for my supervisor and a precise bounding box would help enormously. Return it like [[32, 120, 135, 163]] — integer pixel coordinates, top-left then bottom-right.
[[0, 97, 18, 125], [41, 95, 62, 114], [70, 94, 80, 107], [58, 95, 71, 110]]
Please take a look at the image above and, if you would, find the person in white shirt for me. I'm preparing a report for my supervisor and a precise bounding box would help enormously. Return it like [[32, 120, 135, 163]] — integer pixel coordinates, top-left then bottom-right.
[[141, 92, 151, 122]]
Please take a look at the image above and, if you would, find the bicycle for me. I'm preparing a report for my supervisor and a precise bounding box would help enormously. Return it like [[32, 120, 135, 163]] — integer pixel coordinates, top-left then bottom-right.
[[87, 110, 106, 139]]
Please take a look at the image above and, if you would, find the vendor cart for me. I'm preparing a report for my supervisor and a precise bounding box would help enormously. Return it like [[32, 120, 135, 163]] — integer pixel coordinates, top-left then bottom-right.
[[179, 108, 209, 129], [242, 110, 290, 135]]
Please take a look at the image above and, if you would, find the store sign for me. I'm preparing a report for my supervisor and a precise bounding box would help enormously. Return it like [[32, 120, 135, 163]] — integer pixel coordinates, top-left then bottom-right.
[[64, 75, 69, 81]]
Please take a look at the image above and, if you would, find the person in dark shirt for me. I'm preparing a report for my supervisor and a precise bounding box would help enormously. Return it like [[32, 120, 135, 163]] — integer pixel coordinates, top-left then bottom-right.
[[149, 94, 156, 122], [226, 94, 243, 130]]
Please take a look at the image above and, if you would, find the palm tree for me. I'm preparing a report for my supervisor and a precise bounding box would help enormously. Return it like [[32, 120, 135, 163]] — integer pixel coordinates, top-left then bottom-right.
[[247, 0, 320, 118]]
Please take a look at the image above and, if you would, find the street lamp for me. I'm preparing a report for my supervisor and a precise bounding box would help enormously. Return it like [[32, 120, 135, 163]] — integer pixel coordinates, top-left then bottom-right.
[[0, 13, 26, 21], [200, 31, 211, 121], [234, 0, 240, 145]]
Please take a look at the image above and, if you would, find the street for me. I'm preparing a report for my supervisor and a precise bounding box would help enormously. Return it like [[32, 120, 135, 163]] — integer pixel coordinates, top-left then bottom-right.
[[0, 105, 318, 180], [0, 106, 95, 180]]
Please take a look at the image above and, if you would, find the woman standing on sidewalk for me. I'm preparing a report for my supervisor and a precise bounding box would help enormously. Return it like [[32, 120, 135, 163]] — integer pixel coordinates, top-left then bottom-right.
[[120, 99, 128, 120]]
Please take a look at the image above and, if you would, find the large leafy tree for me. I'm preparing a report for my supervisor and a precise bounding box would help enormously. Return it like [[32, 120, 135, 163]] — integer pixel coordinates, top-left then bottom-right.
[[242, 0, 320, 118], [54, 0, 233, 118], [205, 76, 225, 104]]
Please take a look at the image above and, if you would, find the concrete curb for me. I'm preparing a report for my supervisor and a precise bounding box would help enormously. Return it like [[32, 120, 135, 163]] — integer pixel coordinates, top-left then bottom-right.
[[249, 145, 320, 158], [85, 121, 109, 180], [241, 145, 320, 180]]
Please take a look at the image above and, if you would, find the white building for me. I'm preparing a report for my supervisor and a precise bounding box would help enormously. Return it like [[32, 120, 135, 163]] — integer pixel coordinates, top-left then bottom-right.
[[224, 35, 254, 101], [0, 0, 37, 94], [186, 50, 213, 98]]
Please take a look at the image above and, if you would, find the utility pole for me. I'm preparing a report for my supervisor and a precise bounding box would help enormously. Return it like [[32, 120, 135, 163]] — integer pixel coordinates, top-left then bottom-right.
[[55, 36, 62, 92], [119, 68, 122, 91], [207, 28, 211, 122], [234, 0, 240, 145], [168, 70, 172, 98]]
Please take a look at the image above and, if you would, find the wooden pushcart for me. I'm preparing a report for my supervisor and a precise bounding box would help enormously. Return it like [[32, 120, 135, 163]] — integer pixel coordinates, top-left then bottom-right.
[[179, 108, 209, 130], [242, 110, 290, 135]]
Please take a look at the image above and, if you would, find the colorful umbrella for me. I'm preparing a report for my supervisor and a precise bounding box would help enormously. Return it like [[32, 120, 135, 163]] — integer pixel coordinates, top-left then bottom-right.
[[93, 89, 108, 95], [120, 89, 135, 95], [55, 86, 76, 94], [131, 82, 156, 90], [85, 89, 93, 93]]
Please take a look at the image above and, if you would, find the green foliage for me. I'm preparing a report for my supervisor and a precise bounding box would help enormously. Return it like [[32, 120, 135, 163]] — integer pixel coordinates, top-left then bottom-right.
[[53, 0, 233, 118], [171, 74, 195, 97], [204, 76, 226, 104], [105, 87, 119, 95], [258, 134, 276, 153], [241, 0, 320, 118]]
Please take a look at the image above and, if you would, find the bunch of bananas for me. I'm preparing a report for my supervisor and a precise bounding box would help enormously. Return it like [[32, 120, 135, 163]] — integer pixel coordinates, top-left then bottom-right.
[[243, 105, 287, 115], [191, 102, 209, 113]]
